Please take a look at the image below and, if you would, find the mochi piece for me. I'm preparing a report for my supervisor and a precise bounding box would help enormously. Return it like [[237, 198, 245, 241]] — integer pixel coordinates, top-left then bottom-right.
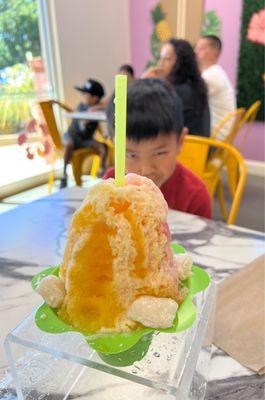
[[127, 295, 178, 328], [174, 253, 193, 281], [36, 275, 66, 308]]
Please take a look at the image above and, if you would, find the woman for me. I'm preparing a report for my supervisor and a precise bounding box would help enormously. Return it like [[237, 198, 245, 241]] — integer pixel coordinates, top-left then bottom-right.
[[143, 39, 210, 137]]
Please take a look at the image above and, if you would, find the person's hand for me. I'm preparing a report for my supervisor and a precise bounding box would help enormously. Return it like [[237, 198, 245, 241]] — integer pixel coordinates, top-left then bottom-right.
[[141, 66, 166, 79], [90, 103, 105, 111], [90, 98, 109, 111]]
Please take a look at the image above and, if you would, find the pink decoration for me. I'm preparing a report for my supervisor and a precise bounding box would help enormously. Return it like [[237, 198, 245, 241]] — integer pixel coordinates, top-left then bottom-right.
[[19, 105, 57, 164], [26, 119, 37, 133], [37, 146, 45, 158], [28, 57, 49, 94], [247, 9, 265, 46], [18, 132, 27, 146], [26, 147, 34, 160], [44, 141, 52, 155]]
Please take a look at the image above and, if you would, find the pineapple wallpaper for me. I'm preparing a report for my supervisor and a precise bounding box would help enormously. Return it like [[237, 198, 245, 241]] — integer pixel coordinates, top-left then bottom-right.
[[146, 3, 172, 68], [146, 3, 220, 68], [201, 10, 221, 37]]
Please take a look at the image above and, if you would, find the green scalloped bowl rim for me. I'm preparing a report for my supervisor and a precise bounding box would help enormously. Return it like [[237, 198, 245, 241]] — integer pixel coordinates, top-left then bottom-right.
[[32, 243, 210, 355]]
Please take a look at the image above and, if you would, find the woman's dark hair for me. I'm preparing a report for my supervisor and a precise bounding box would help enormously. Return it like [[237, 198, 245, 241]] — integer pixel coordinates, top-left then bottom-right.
[[119, 64, 135, 78], [107, 78, 183, 142], [166, 39, 208, 114]]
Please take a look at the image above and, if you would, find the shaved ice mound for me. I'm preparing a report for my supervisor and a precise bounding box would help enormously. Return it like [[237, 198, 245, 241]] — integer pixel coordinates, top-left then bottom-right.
[[58, 174, 182, 333]]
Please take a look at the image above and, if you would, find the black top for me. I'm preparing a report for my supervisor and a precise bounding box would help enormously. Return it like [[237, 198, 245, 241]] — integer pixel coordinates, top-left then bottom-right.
[[173, 82, 210, 137], [67, 102, 98, 141]]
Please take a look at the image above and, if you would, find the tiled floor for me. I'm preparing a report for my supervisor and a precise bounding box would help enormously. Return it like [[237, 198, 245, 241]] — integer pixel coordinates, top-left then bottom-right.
[[213, 175, 265, 232]]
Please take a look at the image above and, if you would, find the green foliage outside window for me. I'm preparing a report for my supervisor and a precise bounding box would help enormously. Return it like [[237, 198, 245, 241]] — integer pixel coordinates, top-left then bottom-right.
[[0, 0, 41, 70], [0, 0, 41, 134], [0, 63, 35, 134]]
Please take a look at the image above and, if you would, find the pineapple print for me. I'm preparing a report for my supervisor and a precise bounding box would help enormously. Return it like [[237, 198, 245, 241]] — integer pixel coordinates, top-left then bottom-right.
[[146, 3, 172, 68], [156, 19, 172, 43]]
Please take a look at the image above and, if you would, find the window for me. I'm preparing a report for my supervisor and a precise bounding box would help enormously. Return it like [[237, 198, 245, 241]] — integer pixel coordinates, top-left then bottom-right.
[[0, 0, 59, 197]]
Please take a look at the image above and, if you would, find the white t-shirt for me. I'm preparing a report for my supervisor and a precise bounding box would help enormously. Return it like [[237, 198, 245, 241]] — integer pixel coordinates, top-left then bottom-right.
[[202, 64, 236, 141]]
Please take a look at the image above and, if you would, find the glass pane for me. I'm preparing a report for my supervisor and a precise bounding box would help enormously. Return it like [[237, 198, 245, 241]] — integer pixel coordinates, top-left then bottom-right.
[[0, 0, 50, 136], [0, 0, 58, 195]]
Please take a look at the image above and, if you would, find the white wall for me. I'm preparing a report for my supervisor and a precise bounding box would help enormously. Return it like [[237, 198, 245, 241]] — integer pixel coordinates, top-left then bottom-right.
[[48, 0, 131, 107]]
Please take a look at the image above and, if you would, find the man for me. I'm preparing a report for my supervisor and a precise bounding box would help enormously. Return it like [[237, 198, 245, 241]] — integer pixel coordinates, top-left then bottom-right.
[[195, 35, 236, 141]]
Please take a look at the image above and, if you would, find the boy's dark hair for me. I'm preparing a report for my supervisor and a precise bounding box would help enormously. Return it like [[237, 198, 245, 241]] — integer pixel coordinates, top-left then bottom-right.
[[203, 35, 222, 53], [107, 78, 183, 142], [119, 64, 134, 77]]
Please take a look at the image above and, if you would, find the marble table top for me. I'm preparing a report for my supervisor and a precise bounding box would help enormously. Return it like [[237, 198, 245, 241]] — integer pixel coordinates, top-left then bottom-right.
[[0, 187, 264, 399]]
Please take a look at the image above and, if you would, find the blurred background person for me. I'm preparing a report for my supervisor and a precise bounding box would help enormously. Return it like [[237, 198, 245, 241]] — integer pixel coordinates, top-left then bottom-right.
[[143, 39, 210, 138], [91, 64, 135, 111], [195, 35, 236, 140], [118, 64, 135, 84], [61, 79, 108, 188]]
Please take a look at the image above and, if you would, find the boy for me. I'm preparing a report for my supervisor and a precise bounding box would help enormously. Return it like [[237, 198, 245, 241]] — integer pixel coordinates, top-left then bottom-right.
[[104, 79, 212, 218], [60, 79, 108, 188]]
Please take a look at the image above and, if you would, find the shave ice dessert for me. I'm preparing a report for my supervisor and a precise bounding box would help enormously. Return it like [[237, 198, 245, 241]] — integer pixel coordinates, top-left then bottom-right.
[[36, 173, 192, 334]]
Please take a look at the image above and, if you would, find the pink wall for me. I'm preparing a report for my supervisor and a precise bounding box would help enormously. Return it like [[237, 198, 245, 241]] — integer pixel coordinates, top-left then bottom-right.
[[204, 0, 242, 86], [234, 122, 264, 161], [129, 0, 157, 77], [204, 0, 264, 162]]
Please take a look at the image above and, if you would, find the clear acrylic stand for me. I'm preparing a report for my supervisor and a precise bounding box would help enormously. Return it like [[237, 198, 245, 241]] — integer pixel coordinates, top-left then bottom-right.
[[3, 282, 216, 400]]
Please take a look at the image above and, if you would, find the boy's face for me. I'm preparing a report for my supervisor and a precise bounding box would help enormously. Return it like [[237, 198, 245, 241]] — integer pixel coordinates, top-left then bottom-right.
[[126, 131, 186, 188], [83, 93, 99, 106]]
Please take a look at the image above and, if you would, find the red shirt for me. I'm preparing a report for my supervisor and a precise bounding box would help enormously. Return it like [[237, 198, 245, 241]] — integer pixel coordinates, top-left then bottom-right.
[[103, 163, 212, 219]]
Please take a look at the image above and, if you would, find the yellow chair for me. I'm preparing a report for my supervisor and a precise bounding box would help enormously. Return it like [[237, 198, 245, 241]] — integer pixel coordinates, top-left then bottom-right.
[[209, 108, 245, 199], [36, 100, 109, 191], [211, 107, 245, 143], [178, 135, 247, 225], [237, 100, 261, 148], [225, 100, 261, 196], [94, 130, 114, 166]]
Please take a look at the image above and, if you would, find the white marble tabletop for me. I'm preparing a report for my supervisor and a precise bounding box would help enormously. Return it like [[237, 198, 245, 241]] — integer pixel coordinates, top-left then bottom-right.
[[0, 187, 264, 399]]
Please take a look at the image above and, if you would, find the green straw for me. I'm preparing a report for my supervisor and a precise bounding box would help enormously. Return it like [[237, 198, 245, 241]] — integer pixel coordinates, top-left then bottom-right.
[[115, 74, 127, 186]]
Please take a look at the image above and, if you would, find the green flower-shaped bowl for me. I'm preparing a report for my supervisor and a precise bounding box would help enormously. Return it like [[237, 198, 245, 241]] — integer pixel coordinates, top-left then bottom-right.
[[32, 243, 210, 366]]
